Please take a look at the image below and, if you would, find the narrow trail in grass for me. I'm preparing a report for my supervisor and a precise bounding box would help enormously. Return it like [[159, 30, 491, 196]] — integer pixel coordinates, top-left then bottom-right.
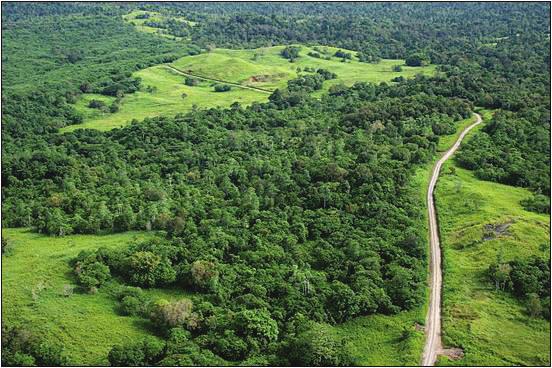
[[421, 112, 482, 366], [164, 65, 274, 93]]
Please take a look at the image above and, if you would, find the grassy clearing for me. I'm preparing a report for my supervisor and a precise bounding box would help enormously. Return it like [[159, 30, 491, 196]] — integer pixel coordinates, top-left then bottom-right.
[[434, 117, 550, 365], [332, 309, 426, 366], [64, 45, 435, 132], [1, 228, 190, 365], [122, 10, 195, 40], [171, 45, 436, 93], [63, 65, 264, 132]]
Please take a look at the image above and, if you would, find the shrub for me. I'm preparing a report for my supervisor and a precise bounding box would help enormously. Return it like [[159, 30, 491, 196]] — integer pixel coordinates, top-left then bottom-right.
[[73, 254, 111, 291], [184, 77, 199, 86], [521, 194, 550, 214], [280, 45, 301, 60], [88, 99, 106, 109], [214, 84, 231, 92]]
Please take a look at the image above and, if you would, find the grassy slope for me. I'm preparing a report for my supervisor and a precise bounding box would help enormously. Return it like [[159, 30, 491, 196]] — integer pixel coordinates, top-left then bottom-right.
[[434, 115, 550, 366], [1, 228, 190, 366], [63, 66, 264, 132], [171, 45, 436, 92], [62, 45, 435, 132], [122, 10, 195, 40]]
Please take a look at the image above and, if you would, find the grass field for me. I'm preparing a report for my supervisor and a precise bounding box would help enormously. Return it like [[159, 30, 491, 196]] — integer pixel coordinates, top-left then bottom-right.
[[122, 10, 195, 40], [170, 45, 436, 93], [63, 65, 265, 132], [62, 45, 435, 132], [434, 116, 551, 365], [1, 228, 191, 365]]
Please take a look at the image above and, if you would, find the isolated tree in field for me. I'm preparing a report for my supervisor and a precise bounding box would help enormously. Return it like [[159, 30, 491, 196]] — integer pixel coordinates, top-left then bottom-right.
[[214, 84, 231, 92], [184, 77, 199, 86], [527, 293, 543, 317], [280, 45, 301, 61], [392, 65, 403, 72], [88, 99, 106, 109]]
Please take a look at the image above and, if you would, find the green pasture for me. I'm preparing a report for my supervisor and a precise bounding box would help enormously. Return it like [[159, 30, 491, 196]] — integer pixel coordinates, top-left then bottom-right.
[[64, 45, 435, 132], [1, 229, 190, 365]]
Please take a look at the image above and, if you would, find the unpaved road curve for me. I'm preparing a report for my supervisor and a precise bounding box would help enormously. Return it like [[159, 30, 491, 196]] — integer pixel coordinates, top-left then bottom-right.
[[164, 65, 273, 94], [421, 113, 482, 366]]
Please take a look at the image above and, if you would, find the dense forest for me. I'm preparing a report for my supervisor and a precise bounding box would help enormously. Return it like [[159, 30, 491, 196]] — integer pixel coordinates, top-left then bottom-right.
[[1, 2, 550, 366]]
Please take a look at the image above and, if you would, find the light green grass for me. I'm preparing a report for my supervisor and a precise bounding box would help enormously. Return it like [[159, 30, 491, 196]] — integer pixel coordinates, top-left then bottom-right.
[[434, 117, 550, 365], [63, 65, 264, 132], [1, 228, 190, 365], [64, 45, 435, 132], [171, 45, 436, 92], [332, 309, 426, 366], [122, 10, 195, 40]]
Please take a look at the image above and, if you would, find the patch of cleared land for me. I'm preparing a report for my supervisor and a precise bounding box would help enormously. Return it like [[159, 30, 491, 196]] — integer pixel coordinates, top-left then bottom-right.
[[122, 10, 195, 40], [434, 116, 550, 366], [62, 45, 436, 132]]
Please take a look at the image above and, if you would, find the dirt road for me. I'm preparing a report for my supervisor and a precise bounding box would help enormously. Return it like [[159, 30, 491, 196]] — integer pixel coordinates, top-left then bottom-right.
[[421, 113, 482, 366], [164, 65, 273, 94]]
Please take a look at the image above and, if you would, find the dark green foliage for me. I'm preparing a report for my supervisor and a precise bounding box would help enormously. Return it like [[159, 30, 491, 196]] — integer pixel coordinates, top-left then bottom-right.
[[2, 325, 68, 366], [108, 336, 164, 366], [488, 256, 550, 318], [521, 194, 550, 214], [213, 84, 231, 92], [405, 53, 428, 67], [184, 77, 199, 86], [280, 45, 301, 61], [392, 65, 403, 72], [334, 50, 352, 60], [88, 99, 106, 109], [116, 286, 152, 317], [73, 251, 111, 291], [457, 110, 550, 195], [316, 68, 337, 80]]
